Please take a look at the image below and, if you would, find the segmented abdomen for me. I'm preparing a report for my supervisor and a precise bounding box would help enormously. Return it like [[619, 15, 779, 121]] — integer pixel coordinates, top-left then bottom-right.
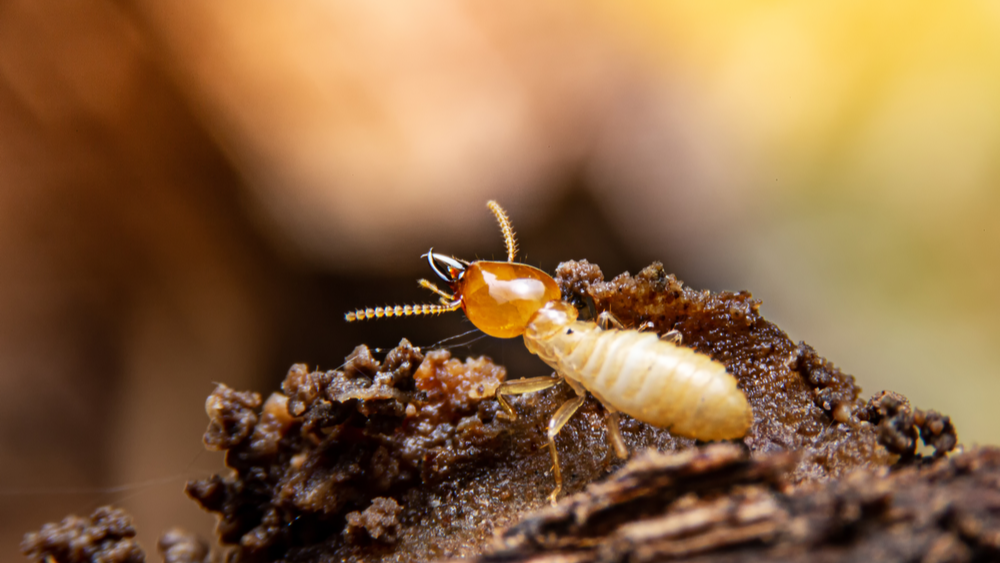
[[533, 322, 752, 440]]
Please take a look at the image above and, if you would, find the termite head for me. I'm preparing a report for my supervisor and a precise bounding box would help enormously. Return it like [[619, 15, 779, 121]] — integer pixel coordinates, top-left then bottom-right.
[[453, 259, 561, 338], [345, 201, 562, 339], [424, 246, 563, 339]]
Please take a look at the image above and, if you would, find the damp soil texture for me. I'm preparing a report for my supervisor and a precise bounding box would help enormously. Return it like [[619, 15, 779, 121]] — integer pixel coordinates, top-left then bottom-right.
[[23, 260, 977, 563]]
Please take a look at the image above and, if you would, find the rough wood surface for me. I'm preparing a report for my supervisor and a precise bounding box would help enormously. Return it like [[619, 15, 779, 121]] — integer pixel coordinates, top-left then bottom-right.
[[22, 261, 965, 563], [481, 444, 1000, 563]]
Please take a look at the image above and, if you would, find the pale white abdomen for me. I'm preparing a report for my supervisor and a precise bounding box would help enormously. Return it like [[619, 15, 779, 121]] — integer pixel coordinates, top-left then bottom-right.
[[525, 320, 752, 441]]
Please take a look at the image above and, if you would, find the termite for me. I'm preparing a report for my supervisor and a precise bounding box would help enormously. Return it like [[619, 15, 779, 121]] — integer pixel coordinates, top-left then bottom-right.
[[345, 201, 753, 502]]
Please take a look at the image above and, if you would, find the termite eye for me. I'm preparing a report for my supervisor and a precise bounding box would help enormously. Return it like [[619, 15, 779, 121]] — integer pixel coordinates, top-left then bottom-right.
[[458, 262, 561, 338]]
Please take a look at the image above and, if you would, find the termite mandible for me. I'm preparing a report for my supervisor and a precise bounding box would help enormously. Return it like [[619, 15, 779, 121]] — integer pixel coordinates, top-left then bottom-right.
[[345, 200, 753, 502]]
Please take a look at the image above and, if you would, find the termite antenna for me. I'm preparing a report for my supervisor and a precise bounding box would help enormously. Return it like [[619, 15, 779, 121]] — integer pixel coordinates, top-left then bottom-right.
[[487, 200, 518, 262], [345, 301, 462, 322]]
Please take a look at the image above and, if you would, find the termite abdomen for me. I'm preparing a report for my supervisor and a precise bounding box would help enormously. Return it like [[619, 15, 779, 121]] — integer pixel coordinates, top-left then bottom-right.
[[525, 301, 751, 442]]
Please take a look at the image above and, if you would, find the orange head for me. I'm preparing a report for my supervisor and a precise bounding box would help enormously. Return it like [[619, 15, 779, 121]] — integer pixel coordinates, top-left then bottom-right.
[[345, 201, 562, 338], [427, 254, 561, 338]]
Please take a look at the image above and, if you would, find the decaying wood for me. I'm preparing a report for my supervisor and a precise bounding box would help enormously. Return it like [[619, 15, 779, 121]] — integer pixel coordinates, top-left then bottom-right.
[[480, 444, 1000, 563], [22, 261, 969, 563]]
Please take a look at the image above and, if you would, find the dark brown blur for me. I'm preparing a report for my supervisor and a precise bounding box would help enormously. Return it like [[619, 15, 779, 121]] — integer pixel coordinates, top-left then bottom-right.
[[4, 1, 1000, 560]]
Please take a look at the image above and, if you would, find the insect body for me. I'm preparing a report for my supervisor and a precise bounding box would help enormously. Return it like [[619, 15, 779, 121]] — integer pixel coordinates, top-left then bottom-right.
[[346, 201, 752, 502], [524, 300, 752, 441]]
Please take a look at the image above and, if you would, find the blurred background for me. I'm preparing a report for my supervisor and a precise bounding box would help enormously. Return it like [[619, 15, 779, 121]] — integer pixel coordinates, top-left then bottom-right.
[[3, 0, 999, 558]]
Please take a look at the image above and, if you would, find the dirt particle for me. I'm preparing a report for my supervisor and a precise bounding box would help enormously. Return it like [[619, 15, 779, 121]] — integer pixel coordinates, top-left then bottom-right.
[[344, 497, 404, 543], [21, 506, 144, 563]]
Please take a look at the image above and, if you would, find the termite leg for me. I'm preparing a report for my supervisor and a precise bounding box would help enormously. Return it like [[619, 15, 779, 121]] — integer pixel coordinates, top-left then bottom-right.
[[597, 311, 625, 330], [545, 378, 587, 504], [583, 295, 598, 321], [606, 411, 628, 459], [495, 375, 562, 421], [595, 396, 629, 459], [417, 279, 455, 301], [661, 329, 683, 345]]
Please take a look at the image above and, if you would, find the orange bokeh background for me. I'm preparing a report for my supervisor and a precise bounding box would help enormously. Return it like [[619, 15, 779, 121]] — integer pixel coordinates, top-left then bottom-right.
[[3, 1, 998, 558]]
